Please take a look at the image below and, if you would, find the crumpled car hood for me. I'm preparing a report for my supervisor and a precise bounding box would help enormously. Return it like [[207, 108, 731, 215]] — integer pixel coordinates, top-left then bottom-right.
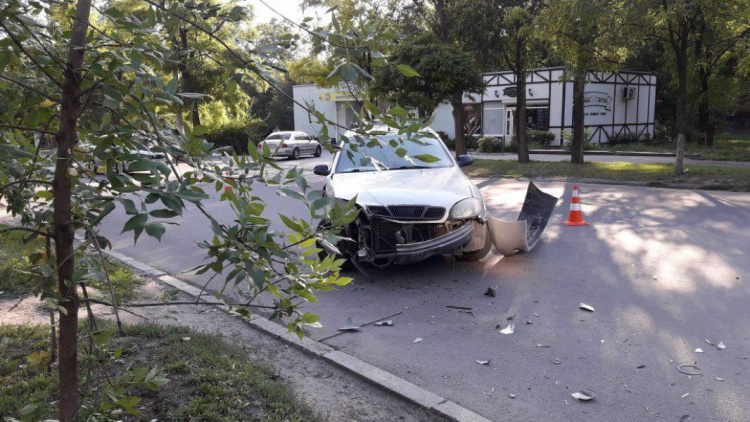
[[329, 166, 474, 210]]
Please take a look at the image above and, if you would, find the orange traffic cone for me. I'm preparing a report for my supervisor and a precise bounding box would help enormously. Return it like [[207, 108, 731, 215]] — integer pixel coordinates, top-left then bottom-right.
[[223, 171, 233, 194], [563, 185, 588, 226]]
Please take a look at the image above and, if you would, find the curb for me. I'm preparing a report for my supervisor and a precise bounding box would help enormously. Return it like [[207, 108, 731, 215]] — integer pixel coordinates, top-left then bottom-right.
[[84, 237, 492, 422]]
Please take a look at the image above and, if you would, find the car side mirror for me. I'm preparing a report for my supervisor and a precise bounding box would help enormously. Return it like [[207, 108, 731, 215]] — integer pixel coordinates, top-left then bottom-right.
[[457, 155, 474, 167], [313, 164, 330, 176]]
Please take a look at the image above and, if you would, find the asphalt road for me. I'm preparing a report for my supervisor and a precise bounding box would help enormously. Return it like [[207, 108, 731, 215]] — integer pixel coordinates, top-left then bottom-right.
[[99, 151, 750, 422]]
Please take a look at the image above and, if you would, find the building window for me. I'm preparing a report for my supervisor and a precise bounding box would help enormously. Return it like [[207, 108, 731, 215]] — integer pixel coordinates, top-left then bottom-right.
[[527, 108, 550, 131]]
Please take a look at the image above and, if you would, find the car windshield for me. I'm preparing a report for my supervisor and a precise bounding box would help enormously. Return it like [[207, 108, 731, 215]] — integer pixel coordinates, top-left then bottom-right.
[[335, 134, 452, 173], [265, 133, 291, 141]]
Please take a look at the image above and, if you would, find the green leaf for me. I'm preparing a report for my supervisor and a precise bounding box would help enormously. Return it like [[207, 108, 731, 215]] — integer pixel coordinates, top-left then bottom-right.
[[412, 154, 441, 163], [396, 64, 420, 77], [121, 199, 138, 215], [174, 190, 208, 202], [144, 223, 166, 241], [193, 125, 209, 136], [149, 209, 180, 218]]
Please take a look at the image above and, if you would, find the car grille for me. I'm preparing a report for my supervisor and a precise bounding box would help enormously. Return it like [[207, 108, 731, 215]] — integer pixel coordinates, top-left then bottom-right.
[[370, 217, 440, 253], [368, 205, 446, 220]]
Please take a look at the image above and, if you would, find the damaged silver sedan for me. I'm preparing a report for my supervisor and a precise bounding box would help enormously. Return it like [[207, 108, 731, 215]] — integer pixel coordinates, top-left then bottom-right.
[[313, 129, 556, 267]]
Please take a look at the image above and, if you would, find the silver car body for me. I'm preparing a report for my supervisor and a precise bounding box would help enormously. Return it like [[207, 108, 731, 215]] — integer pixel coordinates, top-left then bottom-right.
[[259, 131, 322, 159], [320, 129, 490, 265]]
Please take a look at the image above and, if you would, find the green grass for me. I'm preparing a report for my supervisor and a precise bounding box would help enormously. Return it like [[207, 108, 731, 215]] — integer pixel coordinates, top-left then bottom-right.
[[0, 230, 145, 298], [467, 159, 750, 191], [515, 132, 750, 161], [0, 322, 323, 421]]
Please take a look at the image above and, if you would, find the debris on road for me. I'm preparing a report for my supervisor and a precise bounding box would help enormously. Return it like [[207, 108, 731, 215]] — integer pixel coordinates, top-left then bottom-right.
[[524, 320, 533, 325], [506, 314, 515, 321], [552, 359, 561, 365], [476, 359, 491, 365], [375, 320, 393, 326], [182, 337, 191, 342], [681, 393, 690, 399], [571, 390, 596, 401], [499, 324, 515, 335], [579, 303, 595, 312], [509, 393, 516, 399], [484, 287, 497, 297], [677, 364, 702, 376], [446, 305, 472, 310], [637, 365, 646, 369], [717, 342, 726, 350], [533, 313, 540, 317], [413, 337, 422, 343], [715, 377, 725, 381], [536, 343, 550, 348], [338, 317, 360, 332], [695, 348, 704, 353], [460, 310, 476, 317], [705, 339, 714, 346]]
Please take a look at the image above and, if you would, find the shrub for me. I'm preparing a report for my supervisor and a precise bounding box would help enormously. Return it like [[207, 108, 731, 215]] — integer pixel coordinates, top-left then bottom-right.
[[437, 131, 454, 150], [466, 135, 479, 150], [526, 129, 556, 147], [477, 136, 503, 153], [205, 119, 269, 154], [608, 132, 643, 145]]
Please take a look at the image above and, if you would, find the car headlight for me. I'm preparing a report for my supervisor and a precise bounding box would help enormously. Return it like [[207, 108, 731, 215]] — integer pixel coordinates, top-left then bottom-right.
[[449, 198, 483, 220]]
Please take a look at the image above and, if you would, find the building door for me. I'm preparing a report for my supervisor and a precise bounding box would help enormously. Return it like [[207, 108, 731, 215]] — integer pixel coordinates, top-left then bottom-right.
[[506, 107, 515, 137]]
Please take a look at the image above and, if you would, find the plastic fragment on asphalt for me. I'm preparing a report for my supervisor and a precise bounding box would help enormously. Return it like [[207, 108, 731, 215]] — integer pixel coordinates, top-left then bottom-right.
[[524, 320, 533, 325], [677, 364, 702, 375], [534, 313, 540, 317], [681, 393, 690, 398], [413, 337, 422, 343], [476, 359, 491, 365], [484, 287, 496, 297], [717, 342, 726, 350], [536, 344, 550, 348], [338, 316, 360, 332], [553, 359, 561, 365], [579, 303, 595, 312], [509, 393, 516, 399], [499, 324, 515, 335], [705, 339, 714, 346], [695, 348, 704, 353], [374, 320, 393, 326], [715, 377, 725, 381], [571, 390, 596, 401], [637, 365, 646, 369], [446, 305, 472, 310]]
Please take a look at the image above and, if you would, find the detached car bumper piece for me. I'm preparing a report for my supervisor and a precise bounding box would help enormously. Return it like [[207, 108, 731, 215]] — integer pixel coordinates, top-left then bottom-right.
[[394, 220, 474, 263], [488, 182, 558, 256]]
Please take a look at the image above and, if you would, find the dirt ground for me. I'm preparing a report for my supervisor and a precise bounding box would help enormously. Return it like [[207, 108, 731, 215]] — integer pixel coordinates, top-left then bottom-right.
[[0, 279, 447, 422]]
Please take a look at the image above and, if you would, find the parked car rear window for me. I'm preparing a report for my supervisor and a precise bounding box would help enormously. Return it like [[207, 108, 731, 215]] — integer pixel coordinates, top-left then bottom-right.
[[265, 133, 292, 140], [336, 134, 452, 173]]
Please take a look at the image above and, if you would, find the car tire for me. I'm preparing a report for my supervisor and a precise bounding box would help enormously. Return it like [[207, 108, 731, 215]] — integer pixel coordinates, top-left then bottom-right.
[[460, 225, 492, 262], [291, 148, 300, 160], [316, 220, 353, 271], [314, 145, 322, 157]]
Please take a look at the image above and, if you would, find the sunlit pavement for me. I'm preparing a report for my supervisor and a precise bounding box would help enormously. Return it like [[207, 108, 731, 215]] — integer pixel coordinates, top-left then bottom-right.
[[99, 151, 750, 421]]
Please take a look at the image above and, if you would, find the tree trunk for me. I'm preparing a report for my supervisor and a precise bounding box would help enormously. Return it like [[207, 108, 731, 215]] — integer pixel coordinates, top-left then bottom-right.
[[675, 51, 687, 173], [697, 75, 713, 147], [451, 91, 467, 158], [571, 66, 586, 164], [191, 103, 201, 127], [514, 35, 530, 163], [55, 0, 91, 420], [515, 66, 530, 163]]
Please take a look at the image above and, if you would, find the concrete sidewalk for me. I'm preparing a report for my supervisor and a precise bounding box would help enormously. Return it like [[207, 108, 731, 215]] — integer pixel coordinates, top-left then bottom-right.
[[471, 152, 750, 167]]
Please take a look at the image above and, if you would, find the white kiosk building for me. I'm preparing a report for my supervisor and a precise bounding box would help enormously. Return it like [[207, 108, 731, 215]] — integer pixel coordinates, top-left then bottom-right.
[[293, 67, 656, 144]]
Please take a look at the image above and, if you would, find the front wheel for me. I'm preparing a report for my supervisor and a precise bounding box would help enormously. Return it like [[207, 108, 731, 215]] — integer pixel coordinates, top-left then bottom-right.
[[314, 145, 322, 157], [291, 148, 300, 160], [316, 220, 353, 270], [461, 225, 492, 262]]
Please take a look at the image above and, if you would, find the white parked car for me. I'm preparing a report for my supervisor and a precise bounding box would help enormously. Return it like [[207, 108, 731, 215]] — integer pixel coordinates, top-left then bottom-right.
[[313, 128, 557, 267], [258, 131, 322, 160]]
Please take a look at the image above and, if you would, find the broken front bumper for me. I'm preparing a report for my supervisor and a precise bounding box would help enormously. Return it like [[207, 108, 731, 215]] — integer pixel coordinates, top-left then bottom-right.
[[393, 221, 474, 263]]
